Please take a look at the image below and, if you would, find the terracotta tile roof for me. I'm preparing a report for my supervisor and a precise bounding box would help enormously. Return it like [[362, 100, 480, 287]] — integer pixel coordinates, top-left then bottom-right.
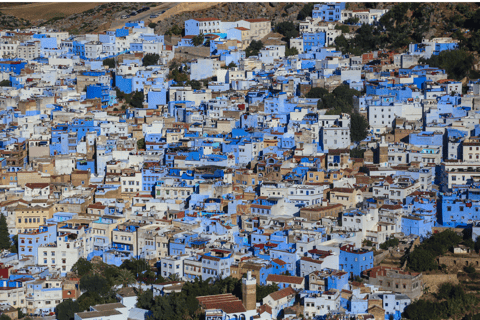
[[272, 258, 286, 266], [197, 294, 246, 314], [266, 274, 304, 285], [267, 287, 296, 301], [257, 304, 272, 314], [25, 183, 49, 189]]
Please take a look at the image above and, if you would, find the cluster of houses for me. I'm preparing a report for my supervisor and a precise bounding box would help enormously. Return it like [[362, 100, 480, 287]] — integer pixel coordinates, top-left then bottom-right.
[[0, 1, 475, 320]]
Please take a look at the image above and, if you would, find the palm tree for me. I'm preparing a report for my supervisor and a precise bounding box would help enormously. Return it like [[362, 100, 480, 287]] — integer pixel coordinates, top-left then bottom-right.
[[116, 268, 136, 287], [168, 273, 180, 282]]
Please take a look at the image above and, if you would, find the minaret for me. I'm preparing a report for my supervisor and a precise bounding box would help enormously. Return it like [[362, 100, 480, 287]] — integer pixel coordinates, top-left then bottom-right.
[[242, 271, 256, 311]]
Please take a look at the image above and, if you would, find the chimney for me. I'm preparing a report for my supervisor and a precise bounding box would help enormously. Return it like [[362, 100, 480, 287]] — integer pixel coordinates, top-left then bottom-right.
[[242, 271, 256, 311]]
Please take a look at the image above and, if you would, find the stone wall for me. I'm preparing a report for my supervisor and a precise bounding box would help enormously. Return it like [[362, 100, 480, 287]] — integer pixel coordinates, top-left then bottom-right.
[[438, 255, 480, 270], [422, 274, 459, 293]]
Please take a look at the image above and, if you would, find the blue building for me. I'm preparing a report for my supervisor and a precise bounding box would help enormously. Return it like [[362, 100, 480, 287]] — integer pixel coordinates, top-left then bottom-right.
[[86, 84, 109, 105], [0, 61, 27, 75], [312, 3, 345, 21], [18, 225, 57, 261], [303, 32, 326, 52], [339, 245, 374, 277]]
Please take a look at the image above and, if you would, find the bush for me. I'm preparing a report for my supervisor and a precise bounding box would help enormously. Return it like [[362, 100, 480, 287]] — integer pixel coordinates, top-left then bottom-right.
[[419, 49, 474, 81], [380, 237, 399, 250], [192, 33, 205, 46], [102, 58, 115, 69], [275, 21, 298, 40], [245, 40, 264, 57], [404, 230, 462, 272], [0, 79, 11, 87], [464, 265, 476, 274], [143, 53, 160, 67]]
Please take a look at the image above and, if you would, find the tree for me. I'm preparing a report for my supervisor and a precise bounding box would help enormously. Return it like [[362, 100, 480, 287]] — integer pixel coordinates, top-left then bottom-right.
[[335, 24, 350, 34], [306, 87, 328, 99], [137, 289, 154, 310], [275, 21, 298, 41], [130, 91, 144, 108], [80, 274, 111, 297], [188, 80, 201, 90], [380, 237, 399, 250], [137, 138, 145, 150], [102, 58, 115, 69], [0, 315, 11, 320], [350, 113, 369, 143], [142, 53, 160, 67], [192, 33, 205, 46], [10, 235, 18, 253], [166, 25, 183, 36], [148, 22, 157, 29], [56, 299, 80, 320], [72, 258, 93, 277], [77, 292, 105, 312], [297, 3, 315, 21], [0, 80, 11, 87], [0, 214, 11, 250], [344, 17, 360, 24], [115, 268, 136, 287], [120, 258, 150, 276], [350, 148, 365, 158], [227, 61, 237, 68], [245, 40, 264, 57], [256, 283, 279, 302], [419, 50, 474, 81], [285, 46, 299, 57]]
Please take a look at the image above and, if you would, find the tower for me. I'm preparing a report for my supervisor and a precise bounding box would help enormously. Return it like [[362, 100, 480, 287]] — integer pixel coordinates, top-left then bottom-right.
[[242, 271, 256, 311]]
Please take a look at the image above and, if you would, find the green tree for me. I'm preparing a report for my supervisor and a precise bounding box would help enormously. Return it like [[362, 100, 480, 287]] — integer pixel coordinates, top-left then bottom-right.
[[80, 274, 111, 297], [380, 237, 399, 250], [77, 292, 105, 312], [120, 258, 150, 275], [285, 46, 298, 57], [297, 3, 315, 20], [188, 80, 201, 90], [142, 53, 160, 67], [227, 61, 237, 68], [115, 268, 136, 287], [0, 315, 11, 320], [192, 33, 205, 46], [56, 299, 80, 320], [102, 58, 115, 69], [0, 214, 11, 250], [10, 235, 18, 253], [130, 91, 144, 108], [335, 24, 350, 34], [137, 138, 145, 150], [275, 21, 298, 41], [166, 25, 183, 36], [344, 17, 360, 24], [148, 22, 157, 29], [245, 40, 264, 57], [350, 148, 366, 158], [350, 113, 369, 142], [72, 258, 93, 277], [306, 87, 328, 99], [419, 49, 474, 81], [136, 289, 154, 310], [256, 283, 279, 302], [0, 80, 11, 87]]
